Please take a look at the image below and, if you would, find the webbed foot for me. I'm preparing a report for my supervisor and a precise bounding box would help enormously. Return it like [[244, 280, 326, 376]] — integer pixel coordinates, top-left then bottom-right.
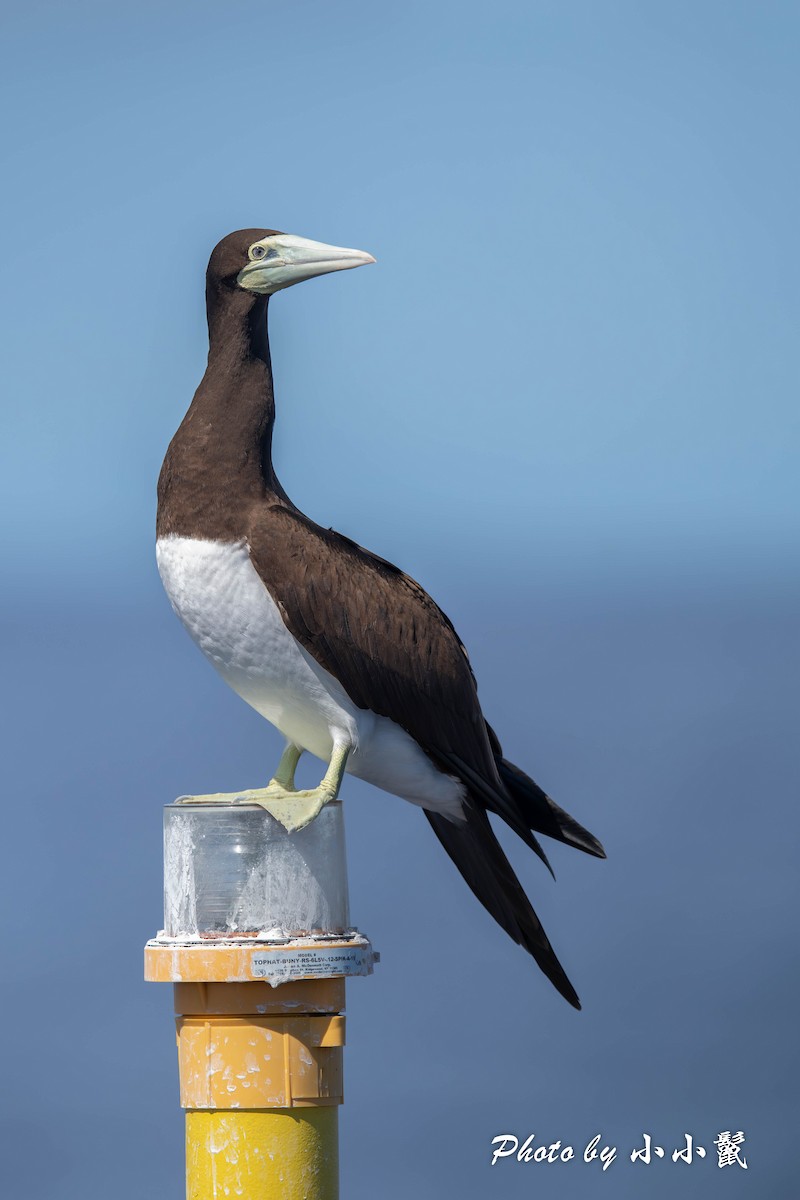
[[176, 742, 349, 834]]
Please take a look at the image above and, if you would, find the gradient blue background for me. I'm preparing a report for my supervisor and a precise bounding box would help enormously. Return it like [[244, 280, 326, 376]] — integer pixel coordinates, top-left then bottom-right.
[[1, 2, 797, 1196]]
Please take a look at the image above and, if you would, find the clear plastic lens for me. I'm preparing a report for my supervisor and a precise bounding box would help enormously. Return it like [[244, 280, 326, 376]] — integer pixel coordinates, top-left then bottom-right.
[[163, 802, 350, 938]]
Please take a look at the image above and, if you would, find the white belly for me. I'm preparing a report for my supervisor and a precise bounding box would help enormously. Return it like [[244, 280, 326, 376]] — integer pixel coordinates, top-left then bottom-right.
[[156, 535, 466, 819]]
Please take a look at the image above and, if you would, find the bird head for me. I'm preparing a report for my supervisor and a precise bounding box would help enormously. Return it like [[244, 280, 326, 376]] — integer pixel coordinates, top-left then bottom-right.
[[207, 228, 375, 296]]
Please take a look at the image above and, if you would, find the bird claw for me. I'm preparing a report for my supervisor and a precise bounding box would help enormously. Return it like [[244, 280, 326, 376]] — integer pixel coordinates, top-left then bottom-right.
[[254, 787, 334, 833], [173, 784, 333, 833]]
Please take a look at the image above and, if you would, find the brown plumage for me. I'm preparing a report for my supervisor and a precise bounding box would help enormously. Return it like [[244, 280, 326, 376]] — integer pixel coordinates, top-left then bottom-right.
[[157, 229, 605, 1009]]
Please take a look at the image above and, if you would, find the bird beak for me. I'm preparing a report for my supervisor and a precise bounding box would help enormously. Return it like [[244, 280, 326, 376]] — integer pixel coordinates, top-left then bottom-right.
[[237, 233, 376, 295]]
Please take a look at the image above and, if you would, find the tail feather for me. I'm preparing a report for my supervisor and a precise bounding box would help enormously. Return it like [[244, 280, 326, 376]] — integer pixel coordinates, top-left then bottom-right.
[[497, 757, 606, 860], [441, 751, 555, 878], [424, 802, 581, 1009]]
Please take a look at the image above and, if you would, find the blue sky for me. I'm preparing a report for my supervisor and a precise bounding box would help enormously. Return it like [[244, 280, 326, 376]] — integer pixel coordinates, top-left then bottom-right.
[[1, 0, 797, 601], [1, 5, 798, 1198]]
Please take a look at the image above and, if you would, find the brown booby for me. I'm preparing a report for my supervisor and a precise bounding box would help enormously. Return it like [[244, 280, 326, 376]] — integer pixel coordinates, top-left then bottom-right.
[[157, 228, 605, 1009]]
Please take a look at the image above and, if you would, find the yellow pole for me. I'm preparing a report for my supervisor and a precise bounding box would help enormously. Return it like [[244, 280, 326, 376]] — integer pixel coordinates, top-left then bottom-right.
[[186, 1109, 338, 1200], [146, 960, 353, 1199], [176, 979, 344, 1200]]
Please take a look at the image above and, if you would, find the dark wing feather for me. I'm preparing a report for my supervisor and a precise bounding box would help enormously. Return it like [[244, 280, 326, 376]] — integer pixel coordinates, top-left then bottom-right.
[[425, 803, 581, 1009], [247, 504, 589, 1008], [247, 504, 499, 785]]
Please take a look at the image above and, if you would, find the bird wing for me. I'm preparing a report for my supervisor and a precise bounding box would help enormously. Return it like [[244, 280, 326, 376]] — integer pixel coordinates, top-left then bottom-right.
[[247, 503, 499, 784], [247, 503, 585, 1008]]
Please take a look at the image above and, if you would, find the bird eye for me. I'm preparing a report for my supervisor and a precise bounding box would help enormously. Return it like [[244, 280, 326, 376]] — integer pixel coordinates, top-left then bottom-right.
[[250, 245, 268, 260]]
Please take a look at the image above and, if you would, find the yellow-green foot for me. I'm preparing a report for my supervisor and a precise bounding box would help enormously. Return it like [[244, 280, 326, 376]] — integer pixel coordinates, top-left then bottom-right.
[[250, 783, 336, 833], [175, 783, 333, 833], [175, 743, 350, 834]]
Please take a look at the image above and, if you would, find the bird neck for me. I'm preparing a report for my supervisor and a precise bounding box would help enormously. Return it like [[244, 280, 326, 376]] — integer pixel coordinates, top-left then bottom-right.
[[157, 286, 289, 541], [203, 284, 278, 483]]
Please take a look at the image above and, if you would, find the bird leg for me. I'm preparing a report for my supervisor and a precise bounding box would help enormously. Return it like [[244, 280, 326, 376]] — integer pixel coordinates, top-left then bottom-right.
[[176, 742, 349, 834], [267, 741, 303, 791], [253, 742, 349, 833]]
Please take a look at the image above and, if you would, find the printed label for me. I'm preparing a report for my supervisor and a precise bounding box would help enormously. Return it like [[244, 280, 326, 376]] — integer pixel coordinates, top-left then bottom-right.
[[250, 944, 372, 981]]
